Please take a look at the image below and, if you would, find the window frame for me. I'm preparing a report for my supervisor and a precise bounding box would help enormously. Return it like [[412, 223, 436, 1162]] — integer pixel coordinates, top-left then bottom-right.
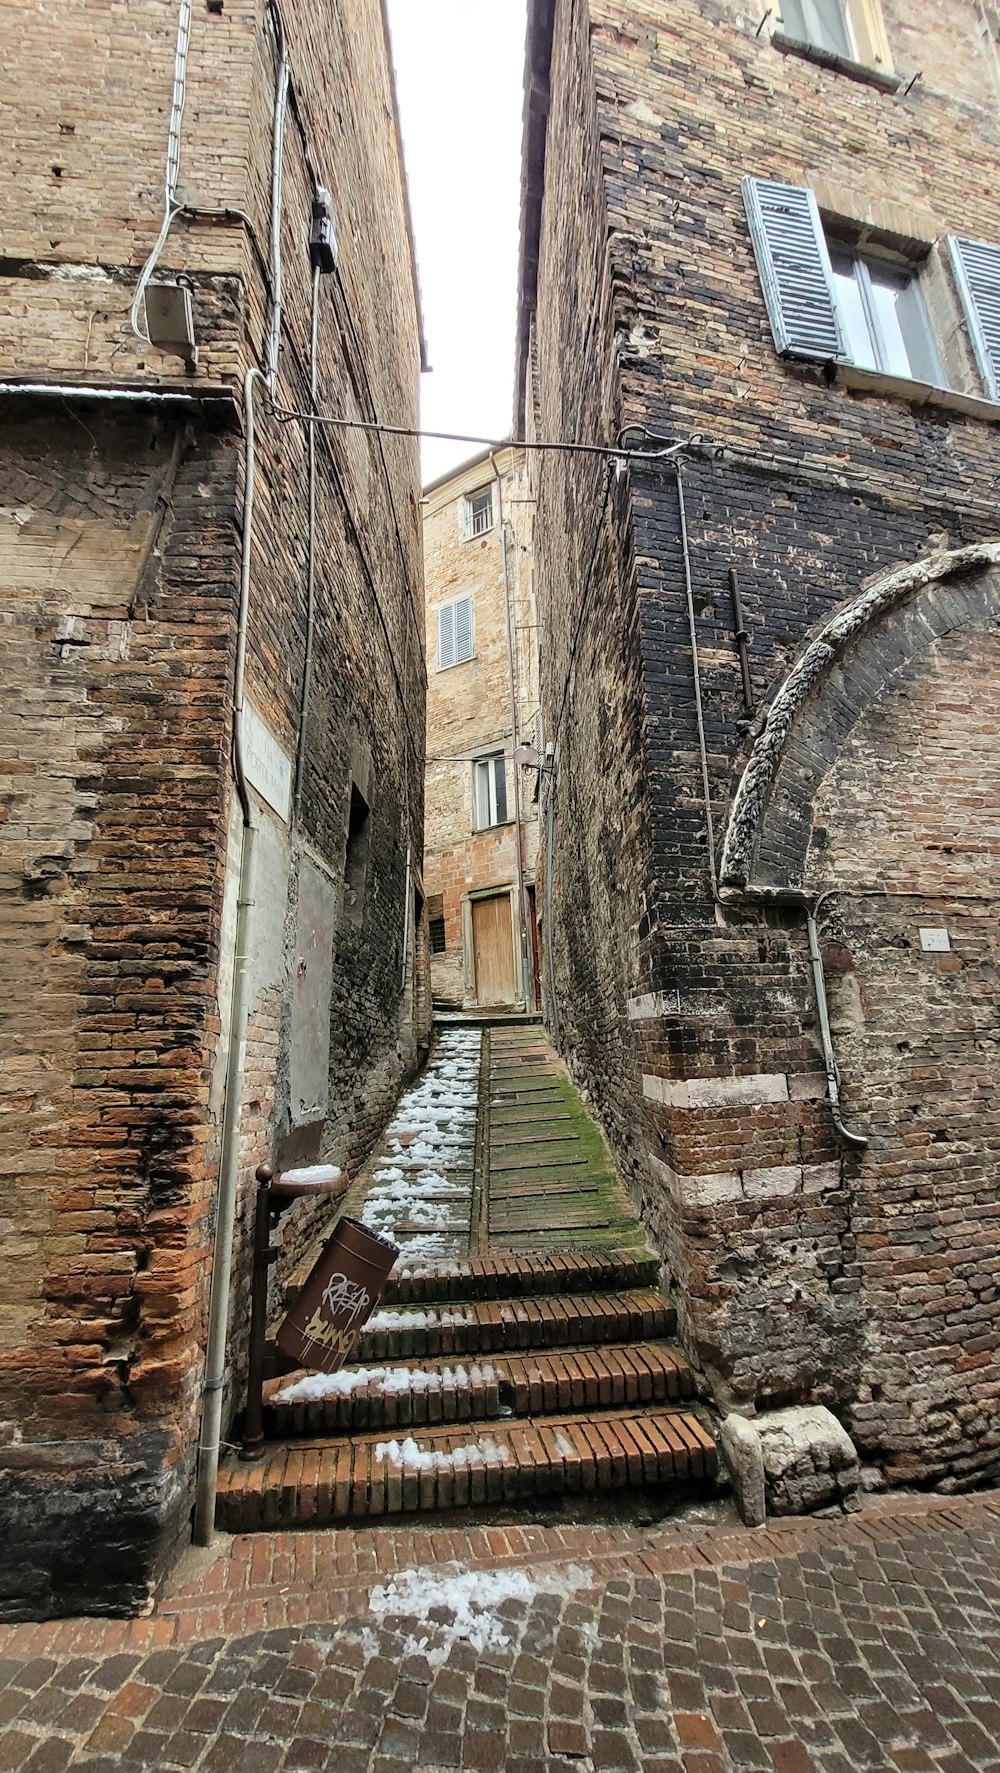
[[436, 592, 475, 671], [774, 0, 894, 77], [464, 486, 494, 540], [472, 752, 509, 831], [826, 243, 944, 386], [780, 0, 855, 60]]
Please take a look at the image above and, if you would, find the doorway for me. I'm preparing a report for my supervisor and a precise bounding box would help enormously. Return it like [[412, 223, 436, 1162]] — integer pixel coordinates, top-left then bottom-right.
[[471, 891, 516, 1006]]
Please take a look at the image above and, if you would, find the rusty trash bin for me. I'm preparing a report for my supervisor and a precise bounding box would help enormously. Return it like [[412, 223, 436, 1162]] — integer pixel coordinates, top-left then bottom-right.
[[276, 1216, 399, 1375]]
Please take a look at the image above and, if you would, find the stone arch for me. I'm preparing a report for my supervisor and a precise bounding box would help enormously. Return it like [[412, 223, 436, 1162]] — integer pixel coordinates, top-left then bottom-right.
[[719, 543, 1000, 895]]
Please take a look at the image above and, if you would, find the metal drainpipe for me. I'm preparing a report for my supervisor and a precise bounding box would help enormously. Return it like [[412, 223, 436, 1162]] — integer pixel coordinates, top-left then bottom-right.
[[193, 6, 292, 1538], [542, 750, 562, 1053], [192, 365, 266, 1546], [492, 454, 533, 1008], [293, 262, 321, 817], [675, 459, 718, 898], [805, 905, 868, 1151]]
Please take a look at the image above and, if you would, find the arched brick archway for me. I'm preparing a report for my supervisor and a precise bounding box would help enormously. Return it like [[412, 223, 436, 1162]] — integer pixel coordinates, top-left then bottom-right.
[[717, 543, 1000, 1486], [720, 543, 1000, 897]]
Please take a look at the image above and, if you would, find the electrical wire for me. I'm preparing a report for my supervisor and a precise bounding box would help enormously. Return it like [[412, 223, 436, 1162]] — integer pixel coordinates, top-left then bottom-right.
[[270, 403, 693, 464], [130, 0, 193, 343]]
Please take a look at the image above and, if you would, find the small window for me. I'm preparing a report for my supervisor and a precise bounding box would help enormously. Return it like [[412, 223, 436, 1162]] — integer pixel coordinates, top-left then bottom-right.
[[343, 782, 370, 927], [427, 891, 446, 954], [777, 0, 890, 68], [828, 248, 941, 383], [464, 487, 493, 539], [473, 754, 508, 829], [780, 0, 854, 58], [437, 595, 474, 670]]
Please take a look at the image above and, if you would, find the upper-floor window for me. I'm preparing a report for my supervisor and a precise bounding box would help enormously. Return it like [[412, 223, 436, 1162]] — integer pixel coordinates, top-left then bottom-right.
[[465, 487, 494, 539], [473, 753, 508, 829], [827, 248, 941, 384], [780, 0, 853, 59], [438, 594, 474, 670], [776, 0, 891, 71], [742, 176, 1000, 402]]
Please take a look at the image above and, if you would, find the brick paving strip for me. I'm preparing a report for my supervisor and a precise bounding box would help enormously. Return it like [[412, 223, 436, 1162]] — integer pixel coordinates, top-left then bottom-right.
[[2, 1491, 1000, 1769]]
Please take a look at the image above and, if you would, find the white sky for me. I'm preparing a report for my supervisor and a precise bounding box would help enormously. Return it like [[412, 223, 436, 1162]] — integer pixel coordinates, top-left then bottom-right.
[[385, 1, 528, 486]]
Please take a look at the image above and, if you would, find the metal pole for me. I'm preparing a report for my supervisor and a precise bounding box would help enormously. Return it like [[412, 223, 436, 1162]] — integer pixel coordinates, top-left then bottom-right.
[[492, 453, 533, 1008], [543, 753, 561, 1053], [241, 1165, 276, 1460]]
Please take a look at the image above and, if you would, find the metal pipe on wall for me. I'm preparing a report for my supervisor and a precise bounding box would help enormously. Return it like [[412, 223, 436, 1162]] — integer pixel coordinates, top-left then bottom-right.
[[675, 459, 719, 898], [543, 749, 561, 1053], [805, 906, 869, 1151], [492, 453, 534, 1009], [192, 364, 266, 1546], [293, 263, 321, 818]]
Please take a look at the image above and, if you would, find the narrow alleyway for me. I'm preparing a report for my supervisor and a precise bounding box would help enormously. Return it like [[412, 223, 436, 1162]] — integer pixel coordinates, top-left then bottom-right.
[[215, 1025, 716, 1530], [1, 1493, 999, 1770]]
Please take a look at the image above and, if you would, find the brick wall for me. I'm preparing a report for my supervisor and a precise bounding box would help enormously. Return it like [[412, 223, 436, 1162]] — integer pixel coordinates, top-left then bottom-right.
[[522, 0, 1000, 1489], [0, 0, 426, 1616], [423, 449, 540, 1008]]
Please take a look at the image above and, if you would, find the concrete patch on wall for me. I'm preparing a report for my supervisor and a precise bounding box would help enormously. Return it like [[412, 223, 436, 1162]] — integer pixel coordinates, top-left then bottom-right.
[[642, 1071, 790, 1109], [649, 1151, 840, 1208], [243, 701, 292, 824], [289, 853, 337, 1128]]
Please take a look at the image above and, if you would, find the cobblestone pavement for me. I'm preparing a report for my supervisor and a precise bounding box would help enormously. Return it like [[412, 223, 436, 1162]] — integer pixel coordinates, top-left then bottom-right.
[[2, 1492, 1000, 1770]]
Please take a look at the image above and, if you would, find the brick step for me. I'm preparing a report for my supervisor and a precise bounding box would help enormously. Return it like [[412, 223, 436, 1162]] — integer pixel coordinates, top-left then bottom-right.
[[261, 1340, 694, 1437], [381, 1246, 660, 1304], [353, 1289, 675, 1363], [215, 1407, 719, 1530]]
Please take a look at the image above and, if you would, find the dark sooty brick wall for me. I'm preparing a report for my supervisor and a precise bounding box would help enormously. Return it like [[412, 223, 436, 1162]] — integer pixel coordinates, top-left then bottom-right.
[[524, 0, 1000, 1490]]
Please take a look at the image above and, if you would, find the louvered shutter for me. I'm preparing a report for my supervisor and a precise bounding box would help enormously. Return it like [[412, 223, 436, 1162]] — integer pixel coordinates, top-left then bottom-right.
[[454, 595, 473, 663], [742, 176, 844, 361], [948, 235, 1000, 401], [438, 602, 456, 668]]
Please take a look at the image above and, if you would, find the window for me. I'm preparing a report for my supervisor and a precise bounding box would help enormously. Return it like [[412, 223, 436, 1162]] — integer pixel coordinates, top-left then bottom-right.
[[775, 0, 891, 71], [465, 487, 493, 538], [437, 594, 474, 669], [742, 177, 1000, 399], [343, 782, 370, 927], [473, 754, 508, 829], [827, 248, 941, 383], [780, 0, 853, 59], [428, 892, 446, 954]]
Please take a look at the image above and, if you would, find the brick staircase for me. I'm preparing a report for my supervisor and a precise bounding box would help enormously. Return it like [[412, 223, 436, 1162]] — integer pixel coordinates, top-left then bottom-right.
[[215, 1028, 718, 1531]]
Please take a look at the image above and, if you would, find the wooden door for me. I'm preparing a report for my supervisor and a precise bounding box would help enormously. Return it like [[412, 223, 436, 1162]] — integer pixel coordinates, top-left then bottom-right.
[[471, 893, 516, 1005]]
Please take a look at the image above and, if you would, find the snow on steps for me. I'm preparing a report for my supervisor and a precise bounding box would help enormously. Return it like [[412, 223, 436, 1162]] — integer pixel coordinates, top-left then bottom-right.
[[282, 1245, 661, 1312], [215, 1407, 718, 1529], [262, 1340, 695, 1436]]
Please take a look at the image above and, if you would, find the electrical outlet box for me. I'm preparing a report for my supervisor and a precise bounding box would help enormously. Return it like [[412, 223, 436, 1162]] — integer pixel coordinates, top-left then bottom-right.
[[144, 281, 197, 361]]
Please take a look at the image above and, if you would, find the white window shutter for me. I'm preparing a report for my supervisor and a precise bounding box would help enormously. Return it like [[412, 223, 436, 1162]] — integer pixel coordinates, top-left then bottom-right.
[[948, 235, 1000, 400], [454, 595, 473, 663], [438, 602, 455, 668], [742, 176, 844, 360]]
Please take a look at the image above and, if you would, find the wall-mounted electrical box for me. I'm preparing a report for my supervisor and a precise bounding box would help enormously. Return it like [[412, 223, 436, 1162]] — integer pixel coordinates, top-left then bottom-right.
[[144, 281, 197, 364], [310, 187, 338, 273]]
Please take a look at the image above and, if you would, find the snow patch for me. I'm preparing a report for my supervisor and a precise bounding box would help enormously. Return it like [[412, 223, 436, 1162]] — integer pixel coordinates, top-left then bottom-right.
[[278, 1163, 342, 1187], [374, 1434, 509, 1471], [275, 1362, 496, 1404], [367, 1562, 593, 1664]]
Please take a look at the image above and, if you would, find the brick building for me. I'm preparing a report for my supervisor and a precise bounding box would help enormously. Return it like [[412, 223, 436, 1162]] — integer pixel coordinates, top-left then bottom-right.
[[423, 446, 541, 1010], [0, 0, 427, 1616], [518, 0, 1000, 1492]]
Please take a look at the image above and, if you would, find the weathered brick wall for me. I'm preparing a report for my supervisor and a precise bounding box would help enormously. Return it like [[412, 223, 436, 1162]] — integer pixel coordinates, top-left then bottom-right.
[[523, 0, 656, 1191], [525, 0, 1000, 1488], [0, 0, 426, 1615], [423, 449, 540, 1008]]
